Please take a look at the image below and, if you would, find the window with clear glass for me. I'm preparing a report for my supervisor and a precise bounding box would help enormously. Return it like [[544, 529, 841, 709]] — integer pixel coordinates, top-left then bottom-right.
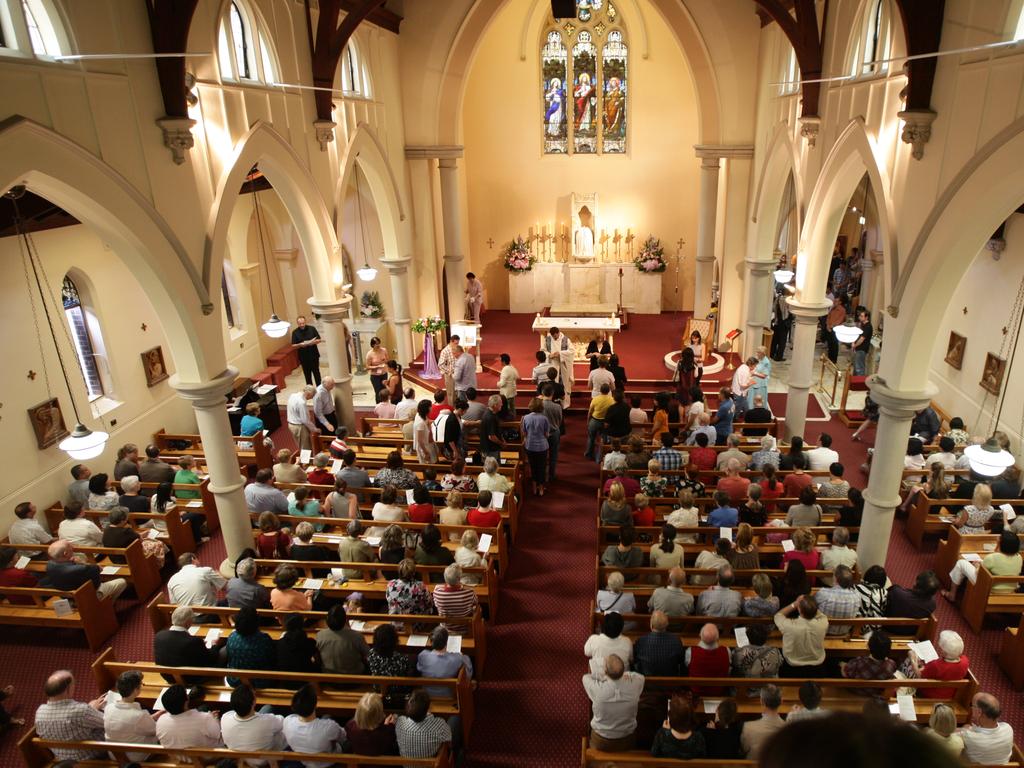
[[217, 0, 278, 84], [542, 0, 628, 155], [337, 41, 372, 98], [0, 0, 70, 59], [61, 275, 104, 400], [850, 0, 892, 78], [779, 46, 799, 95]]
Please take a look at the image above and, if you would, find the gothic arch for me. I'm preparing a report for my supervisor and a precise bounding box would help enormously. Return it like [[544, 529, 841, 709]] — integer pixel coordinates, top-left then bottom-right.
[[880, 115, 1024, 391], [0, 116, 219, 382], [797, 118, 898, 304], [206, 120, 338, 303], [750, 121, 803, 262]]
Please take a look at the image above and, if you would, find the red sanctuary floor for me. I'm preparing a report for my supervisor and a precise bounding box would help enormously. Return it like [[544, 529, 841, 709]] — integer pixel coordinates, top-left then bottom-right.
[[0, 319, 1018, 766]]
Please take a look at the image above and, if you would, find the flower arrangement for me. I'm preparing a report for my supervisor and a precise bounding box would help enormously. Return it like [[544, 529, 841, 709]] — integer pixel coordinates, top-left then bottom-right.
[[502, 236, 535, 273], [634, 236, 667, 273], [359, 290, 384, 318], [411, 315, 447, 334]]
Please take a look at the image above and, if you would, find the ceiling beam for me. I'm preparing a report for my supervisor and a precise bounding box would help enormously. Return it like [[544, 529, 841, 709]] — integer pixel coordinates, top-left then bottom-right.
[[752, 0, 824, 120], [340, 0, 401, 34], [310, 0, 387, 121], [144, 0, 200, 118], [892, 0, 945, 113]]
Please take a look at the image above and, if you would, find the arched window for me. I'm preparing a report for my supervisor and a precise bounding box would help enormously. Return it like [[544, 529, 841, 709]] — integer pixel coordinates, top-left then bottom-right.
[[541, 0, 628, 155], [850, 0, 893, 78], [1013, 6, 1024, 40], [0, 0, 71, 59], [779, 46, 799, 96], [338, 41, 372, 98], [217, 0, 278, 84], [61, 275, 105, 400]]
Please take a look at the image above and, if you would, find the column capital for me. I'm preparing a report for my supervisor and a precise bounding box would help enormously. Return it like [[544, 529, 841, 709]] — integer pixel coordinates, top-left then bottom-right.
[[785, 298, 831, 321], [308, 295, 353, 322], [381, 256, 412, 275], [745, 260, 775, 277], [866, 375, 937, 418], [170, 367, 239, 408], [406, 145, 464, 160], [694, 144, 755, 162]]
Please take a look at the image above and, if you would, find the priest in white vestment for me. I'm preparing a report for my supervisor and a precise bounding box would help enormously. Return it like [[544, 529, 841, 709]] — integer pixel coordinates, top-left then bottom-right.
[[544, 327, 574, 407]]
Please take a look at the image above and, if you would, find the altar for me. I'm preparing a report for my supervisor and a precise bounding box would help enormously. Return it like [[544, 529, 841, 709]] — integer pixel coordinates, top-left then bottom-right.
[[509, 263, 663, 314], [532, 315, 620, 362]]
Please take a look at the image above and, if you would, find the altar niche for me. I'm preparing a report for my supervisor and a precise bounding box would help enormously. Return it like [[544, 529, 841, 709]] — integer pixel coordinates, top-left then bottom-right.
[[572, 191, 598, 262]]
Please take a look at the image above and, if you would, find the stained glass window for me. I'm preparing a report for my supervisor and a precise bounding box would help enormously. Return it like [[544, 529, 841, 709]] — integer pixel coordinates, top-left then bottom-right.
[[542, 1, 627, 155]]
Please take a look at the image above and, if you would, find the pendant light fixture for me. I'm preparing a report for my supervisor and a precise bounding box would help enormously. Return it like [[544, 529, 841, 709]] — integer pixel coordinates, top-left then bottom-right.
[[248, 167, 291, 339], [833, 317, 864, 344], [964, 438, 1015, 477], [353, 165, 378, 282], [6, 185, 109, 459], [773, 252, 793, 284]]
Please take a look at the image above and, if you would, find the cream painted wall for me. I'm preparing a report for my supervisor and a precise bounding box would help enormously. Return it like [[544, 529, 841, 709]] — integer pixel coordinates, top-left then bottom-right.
[[928, 213, 1024, 449], [0, 224, 195, 532], [459, 0, 700, 311]]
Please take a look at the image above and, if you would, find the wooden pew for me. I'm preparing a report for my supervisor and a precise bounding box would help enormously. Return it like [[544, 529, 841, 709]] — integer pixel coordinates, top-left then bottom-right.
[[998, 614, 1024, 690], [152, 426, 272, 470], [934, 528, 1024, 589], [251, 558, 501, 621], [9, 539, 161, 601], [19, 729, 453, 767], [959, 565, 1024, 633], [0, 581, 117, 651], [90, 647, 475, 741], [906, 495, 1018, 550], [147, 596, 488, 672], [43, 501, 196, 558]]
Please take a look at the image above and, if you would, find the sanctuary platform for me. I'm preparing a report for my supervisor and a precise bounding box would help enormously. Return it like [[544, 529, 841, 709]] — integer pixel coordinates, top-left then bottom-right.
[[508, 262, 663, 314]]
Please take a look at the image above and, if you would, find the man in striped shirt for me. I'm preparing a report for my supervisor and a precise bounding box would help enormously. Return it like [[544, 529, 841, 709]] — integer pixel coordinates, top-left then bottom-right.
[[432, 564, 478, 633], [437, 335, 460, 405]]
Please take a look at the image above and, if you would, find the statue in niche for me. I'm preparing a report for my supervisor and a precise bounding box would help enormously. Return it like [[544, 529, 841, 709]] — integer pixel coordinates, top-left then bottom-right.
[[571, 192, 598, 263]]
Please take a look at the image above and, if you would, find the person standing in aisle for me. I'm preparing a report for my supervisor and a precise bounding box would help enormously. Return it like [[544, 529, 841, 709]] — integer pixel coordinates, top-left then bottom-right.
[[437, 334, 460, 406], [291, 316, 324, 386], [465, 272, 484, 323]]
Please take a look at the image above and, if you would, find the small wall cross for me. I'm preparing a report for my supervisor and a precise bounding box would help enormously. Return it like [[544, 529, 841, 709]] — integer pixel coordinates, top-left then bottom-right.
[[486, 238, 495, 250]]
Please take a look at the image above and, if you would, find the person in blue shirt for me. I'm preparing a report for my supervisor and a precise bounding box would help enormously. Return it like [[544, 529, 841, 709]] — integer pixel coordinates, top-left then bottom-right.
[[711, 387, 735, 446], [416, 626, 473, 699], [240, 402, 264, 436], [707, 490, 738, 528]]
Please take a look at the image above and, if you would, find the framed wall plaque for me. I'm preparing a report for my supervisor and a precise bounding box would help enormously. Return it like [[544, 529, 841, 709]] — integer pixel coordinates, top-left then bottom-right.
[[944, 332, 965, 370], [28, 397, 68, 450], [980, 352, 1006, 396], [142, 346, 168, 387]]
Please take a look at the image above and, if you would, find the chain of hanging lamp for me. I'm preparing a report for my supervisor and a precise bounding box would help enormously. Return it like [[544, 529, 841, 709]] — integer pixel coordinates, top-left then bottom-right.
[[979, 273, 1024, 437], [354, 164, 377, 281], [248, 167, 290, 338]]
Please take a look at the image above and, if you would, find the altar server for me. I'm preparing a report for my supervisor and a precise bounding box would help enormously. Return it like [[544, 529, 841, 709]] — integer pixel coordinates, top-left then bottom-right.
[[544, 327, 574, 409]]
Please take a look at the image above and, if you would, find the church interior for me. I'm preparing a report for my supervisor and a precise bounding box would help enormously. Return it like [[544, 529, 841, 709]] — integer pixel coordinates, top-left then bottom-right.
[[3, 0, 1024, 765]]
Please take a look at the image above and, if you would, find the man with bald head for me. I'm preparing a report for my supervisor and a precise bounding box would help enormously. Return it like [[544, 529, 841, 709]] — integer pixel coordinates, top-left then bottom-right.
[[633, 610, 683, 676], [685, 623, 731, 695], [313, 376, 338, 433], [715, 458, 751, 505], [648, 567, 694, 617], [696, 565, 742, 617], [961, 692, 1014, 764], [582, 653, 645, 751], [34, 669, 107, 760], [44, 539, 126, 602]]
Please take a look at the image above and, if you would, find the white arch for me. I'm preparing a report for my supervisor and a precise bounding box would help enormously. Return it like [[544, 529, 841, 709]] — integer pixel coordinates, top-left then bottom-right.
[[335, 122, 407, 263], [880, 115, 1024, 391], [749, 121, 803, 261], [206, 120, 338, 302], [0, 116, 219, 382], [797, 118, 898, 303]]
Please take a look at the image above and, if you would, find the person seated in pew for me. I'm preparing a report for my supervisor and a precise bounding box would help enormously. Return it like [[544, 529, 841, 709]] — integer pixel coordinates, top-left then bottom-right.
[[378, 525, 407, 578], [601, 526, 643, 571], [466, 489, 501, 529], [600, 481, 632, 527], [288, 487, 322, 528], [43, 539, 127, 602], [774, 560, 811, 608], [817, 462, 851, 499], [701, 698, 742, 760], [783, 527, 822, 578], [816, 565, 860, 636], [744, 395, 774, 437], [633, 610, 684, 676], [697, 565, 743, 617], [118, 475, 150, 513], [275, 616, 321, 678], [316, 604, 369, 675], [304, 452, 334, 487], [909, 629, 969, 699], [992, 465, 1024, 502], [0, 546, 38, 603], [337, 449, 371, 492], [67, 463, 93, 507], [454, 529, 486, 585], [749, 436, 781, 474], [821, 526, 858, 577], [397, 688, 457, 763], [717, 433, 752, 471], [227, 557, 270, 609], [274, 448, 307, 485], [386, 558, 433, 615], [707, 490, 739, 528], [739, 483, 769, 526], [838, 487, 865, 536], [775, 594, 828, 677], [926, 436, 958, 470], [433, 563, 479, 631], [416, 524, 455, 570], [367, 485, 407, 540], [732, 623, 782, 682], [149, 481, 203, 543], [786, 681, 830, 723], [628, 396, 649, 433], [418, 626, 474, 699], [841, 629, 897, 688], [729, 522, 760, 570], [57, 501, 102, 548], [650, 566, 694, 616], [153, 606, 220, 680], [104, 671, 159, 761], [155, 684, 222, 751], [686, 623, 731, 694], [624, 434, 652, 470], [321, 476, 358, 521], [692, 538, 732, 586], [806, 432, 839, 471], [103, 506, 167, 567], [225, 605, 276, 686], [408, 484, 436, 524], [289, 521, 336, 566], [366, 623, 415, 708], [785, 486, 823, 527], [854, 564, 888, 627], [631, 493, 655, 528], [651, 698, 706, 759], [245, 468, 289, 516], [666, 488, 700, 544], [172, 457, 202, 500], [345, 693, 399, 757], [168, 551, 226, 607], [954, 483, 999, 535], [9, 501, 52, 558], [377, 450, 419, 491], [33, 670, 108, 762], [337, 519, 375, 580], [428, 389, 453, 421], [960, 692, 1015, 765], [87, 472, 119, 511], [603, 462, 640, 497], [374, 387, 397, 419], [885, 570, 939, 634], [688, 431, 717, 471], [221, 682, 286, 756], [283, 684, 346, 762], [585, 609, 633, 664], [394, 387, 419, 422], [239, 402, 265, 438], [438, 491, 468, 536], [649, 523, 683, 570], [755, 466, 782, 515], [926, 703, 964, 759], [476, 456, 512, 494], [651, 432, 688, 482], [742, 572, 780, 618], [421, 468, 443, 492], [782, 453, 814, 498], [596, 570, 636, 616], [640, 459, 669, 498], [255, 512, 291, 559]]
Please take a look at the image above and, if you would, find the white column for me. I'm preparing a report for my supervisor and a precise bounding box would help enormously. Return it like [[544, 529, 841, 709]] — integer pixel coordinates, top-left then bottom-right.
[[308, 296, 356, 432], [858, 376, 937, 569], [864, 251, 885, 328], [438, 157, 467, 324], [273, 249, 299, 322], [783, 299, 831, 441], [171, 369, 250, 577], [743, 260, 775, 357], [693, 152, 721, 318], [382, 256, 413, 365]]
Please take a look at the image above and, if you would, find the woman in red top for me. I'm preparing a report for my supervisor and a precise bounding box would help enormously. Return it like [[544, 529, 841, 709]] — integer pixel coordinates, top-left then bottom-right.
[[758, 464, 784, 513], [915, 629, 969, 698], [306, 453, 334, 489], [256, 511, 291, 559], [632, 493, 655, 528], [0, 547, 38, 605], [466, 490, 501, 528], [689, 432, 717, 471], [782, 453, 815, 497], [782, 527, 821, 581], [407, 485, 436, 524]]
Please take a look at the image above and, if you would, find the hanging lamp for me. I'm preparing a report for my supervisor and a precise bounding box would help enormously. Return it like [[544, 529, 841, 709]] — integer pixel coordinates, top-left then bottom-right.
[[964, 438, 1015, 477], [833, 318, 863, 344], [249, 168, 291, 339], [6, 185, 109, 459], [353, 166, 378, 281]]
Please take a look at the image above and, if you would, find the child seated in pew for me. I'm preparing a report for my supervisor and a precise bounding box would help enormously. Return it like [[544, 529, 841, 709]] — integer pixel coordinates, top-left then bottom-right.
[[422, 469, 442, 492]]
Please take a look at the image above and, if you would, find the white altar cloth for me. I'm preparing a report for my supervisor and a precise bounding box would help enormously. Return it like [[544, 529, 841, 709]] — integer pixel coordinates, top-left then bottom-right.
[[509, 263, 662, 314]]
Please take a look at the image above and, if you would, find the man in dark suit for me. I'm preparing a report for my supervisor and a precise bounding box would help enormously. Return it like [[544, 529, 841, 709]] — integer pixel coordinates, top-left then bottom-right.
[[154, 605, 220, 683]]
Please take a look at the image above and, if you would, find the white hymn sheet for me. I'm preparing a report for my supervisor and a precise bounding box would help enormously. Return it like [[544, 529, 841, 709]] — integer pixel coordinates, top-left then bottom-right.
[[407, 634, 429, 647], [299, 449, 312, 465], [703, 699, 722, 714], [447, 635, 463, 653], [720, 527, 732, 541], [491, 491, 505, 509], [781, 540, 795, 553], [734, 627, 749, 648], [406, 489, 416, 505], [477, 533, 492, 553], [908, 640, 938, 664], [896, 693, 917, 721], [15, 556, 30, 570]]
